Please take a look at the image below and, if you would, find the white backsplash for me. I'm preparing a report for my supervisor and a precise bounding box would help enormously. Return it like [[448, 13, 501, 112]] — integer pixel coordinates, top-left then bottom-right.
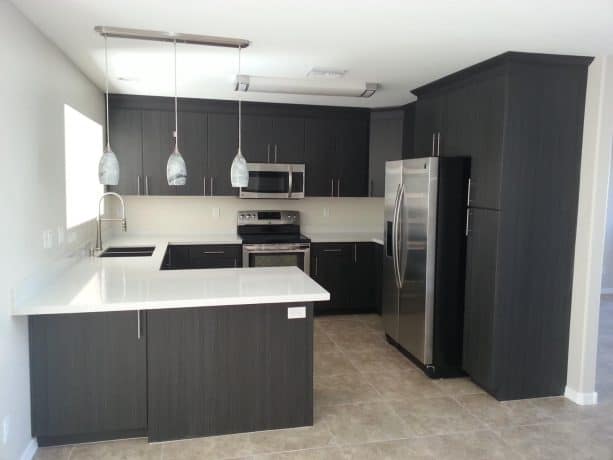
[[110, 196, 384, 236]]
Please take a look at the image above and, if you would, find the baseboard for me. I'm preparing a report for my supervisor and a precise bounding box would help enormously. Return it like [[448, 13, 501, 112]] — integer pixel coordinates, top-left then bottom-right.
[[564, 386, 599, 405], [601, 288, 613, 295], [20, 438, 37, 460]]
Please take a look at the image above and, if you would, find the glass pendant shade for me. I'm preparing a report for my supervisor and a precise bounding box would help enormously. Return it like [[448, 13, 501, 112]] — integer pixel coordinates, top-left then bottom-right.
[[99, 145, 120, 185], [167, 143, 187, 186], [231, 148, 248, 187]]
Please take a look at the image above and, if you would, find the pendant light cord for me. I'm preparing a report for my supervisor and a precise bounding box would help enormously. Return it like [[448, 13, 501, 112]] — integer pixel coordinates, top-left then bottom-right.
[[104, 36, 110, 150], [238, 45, 242, 151], [174, 39, 178, 151]]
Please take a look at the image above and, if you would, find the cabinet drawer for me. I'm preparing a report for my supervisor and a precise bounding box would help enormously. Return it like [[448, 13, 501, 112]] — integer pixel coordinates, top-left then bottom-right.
[[187, 245, 241, 269]]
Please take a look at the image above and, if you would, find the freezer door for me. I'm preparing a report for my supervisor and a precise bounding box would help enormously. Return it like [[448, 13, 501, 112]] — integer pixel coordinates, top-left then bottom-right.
[[397, 157, 439, 365], [382, 160, 402, 341]]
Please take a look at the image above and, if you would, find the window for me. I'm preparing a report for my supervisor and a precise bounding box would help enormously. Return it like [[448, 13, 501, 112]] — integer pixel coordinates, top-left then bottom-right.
[[64, 104, 103, 229]]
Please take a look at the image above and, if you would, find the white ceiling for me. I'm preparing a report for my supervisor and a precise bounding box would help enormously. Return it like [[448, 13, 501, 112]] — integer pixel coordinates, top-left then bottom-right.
[[11, 0, 613, 108]]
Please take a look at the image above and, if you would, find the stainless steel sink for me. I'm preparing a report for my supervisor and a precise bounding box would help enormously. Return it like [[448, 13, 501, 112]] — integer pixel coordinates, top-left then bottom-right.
[[99, 246, 155, 257]]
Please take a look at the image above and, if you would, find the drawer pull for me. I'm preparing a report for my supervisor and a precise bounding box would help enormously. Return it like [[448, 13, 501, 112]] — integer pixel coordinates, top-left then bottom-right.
[[323, 249, 342, 253], [203, 251, 225, 255]]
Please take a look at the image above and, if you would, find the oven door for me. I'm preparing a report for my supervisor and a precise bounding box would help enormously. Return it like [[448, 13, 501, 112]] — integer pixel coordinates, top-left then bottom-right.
[[239, 163, 304, 199], [242, 243, 310, 275]]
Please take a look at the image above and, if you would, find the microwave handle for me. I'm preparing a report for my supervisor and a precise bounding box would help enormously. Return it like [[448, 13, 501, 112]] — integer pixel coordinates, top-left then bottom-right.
[[288, 166, 293, 198]]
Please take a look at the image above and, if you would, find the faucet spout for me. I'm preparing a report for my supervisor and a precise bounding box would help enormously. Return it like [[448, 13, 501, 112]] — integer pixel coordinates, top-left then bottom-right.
[[95, 192, 127, 252]]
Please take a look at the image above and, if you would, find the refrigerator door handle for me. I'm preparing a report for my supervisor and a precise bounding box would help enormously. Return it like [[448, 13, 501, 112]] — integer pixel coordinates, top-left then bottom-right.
[[392, 184, 403, 289], [395, 184, 405, 288]]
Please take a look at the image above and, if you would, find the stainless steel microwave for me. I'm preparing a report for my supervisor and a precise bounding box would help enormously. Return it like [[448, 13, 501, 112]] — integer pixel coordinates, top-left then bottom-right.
[[239, 163, 305, 199]]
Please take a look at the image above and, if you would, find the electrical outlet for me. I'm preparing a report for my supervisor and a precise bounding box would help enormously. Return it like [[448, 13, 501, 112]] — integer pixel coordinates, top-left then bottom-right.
[[57, 226, 65, 246], [42, 230, 53, 249], [212, 207, 220, 218], [323, 208, 330, 217], [2, 415, 9, 445]]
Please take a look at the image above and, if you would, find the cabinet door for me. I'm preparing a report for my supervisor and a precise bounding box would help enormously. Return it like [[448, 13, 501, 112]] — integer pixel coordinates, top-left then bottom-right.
[[177, 111, 206, 196], [107, 108, 142, 195], [304, 119, 336, 196], [271, 116, 305, 163], [29, 312, 147, 441], [242, 114, 273, 163], [349, 243, 377, 311], [413, 93, 444, 157], [207, 112, 239, 196], [462, 208, 500, 393], [337, 119, 369, 197], [373, 243, 384, 315], [311, 243, 352, 313], [369, 110, 404, 197], [142, 110, 175, 195], [187, 244, 241, 268]]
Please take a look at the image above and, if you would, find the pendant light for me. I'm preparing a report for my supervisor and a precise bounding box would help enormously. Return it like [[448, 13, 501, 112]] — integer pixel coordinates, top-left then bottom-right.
[[166, 39, 187, 186], [231, 45, 248, 188], [98, 35, 120, 185]]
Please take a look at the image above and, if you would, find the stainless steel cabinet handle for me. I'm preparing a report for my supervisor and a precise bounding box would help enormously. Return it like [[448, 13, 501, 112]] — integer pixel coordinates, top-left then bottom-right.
[[267, 144, 271, 163], [331, 179, 334, 197], [210, 176, 214, 196], [437, 132, 441, 157], [465, 209, 471, 236], [337, 179, 340, 197], [137, 310, 141, 340], [203, 177, 207, 197], [432, 133, 436, 156], [203, 251, 225, 255], [145, 176, 150, 195], [137, 175, 141, 195], [466, 178, 472, 206], [323, 248, 342, 253], [274, 144, 278, 163]]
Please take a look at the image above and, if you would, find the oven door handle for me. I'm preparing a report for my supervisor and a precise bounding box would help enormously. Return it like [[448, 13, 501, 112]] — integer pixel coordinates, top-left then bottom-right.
[[242, 248, 310, 254]]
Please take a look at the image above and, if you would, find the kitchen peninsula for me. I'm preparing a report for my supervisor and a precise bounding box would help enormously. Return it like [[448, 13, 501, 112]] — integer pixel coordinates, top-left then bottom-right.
[[13, 237, 329, 446]]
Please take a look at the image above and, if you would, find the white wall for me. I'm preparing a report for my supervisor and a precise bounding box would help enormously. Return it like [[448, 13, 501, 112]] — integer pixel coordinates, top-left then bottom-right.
[[0, 2, 104, 459], [111, 196, 383, 236], [566, 55, 613, 404]]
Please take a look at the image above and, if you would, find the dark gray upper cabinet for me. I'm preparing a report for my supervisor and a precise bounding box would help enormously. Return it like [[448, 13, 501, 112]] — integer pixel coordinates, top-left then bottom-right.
[[207, 112, 239, 197], [29, 311, 147, 444], [368, 109, 404, 197], [413, 93, 445, 157], [337, 118, 369, 197], [178, 111, 207, 196], [271, 116, 305, 163], [402, 102, 416, 159], [142, 110, 175, 195], [242, 114, 272, 163], [107, 108, 142, 195], [304, 118, 336, 196]]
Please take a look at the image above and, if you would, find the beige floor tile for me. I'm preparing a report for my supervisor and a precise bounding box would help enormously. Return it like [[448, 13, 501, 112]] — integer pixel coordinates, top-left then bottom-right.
[[248, 423, 336, 455], [528, 396, 607, 422], [365, 369, 444, 400], [161, 433, 253, 460], [345, 348, 417, 375], [498, 421, 613, 460], [70, 438, 160, 460], [433, 377, 485, 397], [392, 396, 485, 436], [33, 446, 73, 460], [457, 393, 554, 428], [314, 351, 359, 377], [313, 333, 340, 353], [252, 447, 342, 459], [326, 330, 390, 352], [314, 373, 381, 407], [319, 401, 410, 446], [338, 438, 433, 459], [418, 430, 521, 459]]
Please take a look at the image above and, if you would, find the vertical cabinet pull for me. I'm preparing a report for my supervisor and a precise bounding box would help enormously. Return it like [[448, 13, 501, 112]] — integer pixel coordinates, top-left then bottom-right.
[[337, 179, 340, 197], [437, 132, 441, 157], [354, 243, 357, 263], [274, 144, 278, 163], [466, 178, 472, 206], [431, 133, 436, 156], [203, 177, 207, 197], [369, 180, 373, 197], [137, 175, 141, 195], [137, 310, 141, 340], [210, 177, 214, 196], [267, 144, 271, 163], [145, 176, 150, 195], [465, 209, 471, 236], [315, 256, 318, 276], [330, 179, 334, 197]]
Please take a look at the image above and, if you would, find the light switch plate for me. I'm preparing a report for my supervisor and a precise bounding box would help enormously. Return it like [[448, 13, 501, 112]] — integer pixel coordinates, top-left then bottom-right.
[[287, 306, 306, 319]]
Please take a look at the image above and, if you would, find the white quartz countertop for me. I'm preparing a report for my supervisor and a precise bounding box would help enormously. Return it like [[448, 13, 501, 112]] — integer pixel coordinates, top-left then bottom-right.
[[304, 232, 383, 245], [12, 234, 329, 316]]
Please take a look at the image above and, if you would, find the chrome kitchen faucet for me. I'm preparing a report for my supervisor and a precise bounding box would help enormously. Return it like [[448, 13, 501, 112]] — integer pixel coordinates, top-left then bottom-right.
[[95, 192, 127, 251]]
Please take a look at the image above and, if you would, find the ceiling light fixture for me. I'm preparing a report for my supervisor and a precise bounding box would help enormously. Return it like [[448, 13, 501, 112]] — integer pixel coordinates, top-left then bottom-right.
[[307, 67, 347, 79], [230, 46, 248, 188], [234, 75, 378, 98], [94, 26, 250, 48], [166, 40, 187, 186], [98, 35, 120, 185]]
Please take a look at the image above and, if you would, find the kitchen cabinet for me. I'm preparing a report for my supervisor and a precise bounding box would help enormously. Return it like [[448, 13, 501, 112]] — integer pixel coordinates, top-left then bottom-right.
[[304, 118, 336, 196], [29, 311, 147, 446], [242, 114, 305, 164], [373, 243, 383, 315], [412, 52, 592, 400], [402, 102, 416, 159], [161, 244, 241, 269], [368, 109, 404, 197], [147, 303, 313, 441], [142, 110, 176, 195], [178, 111, 207, 196], [311, 242, 381, 314], [107, 108, 142, 195], [207, 112, 239, 196]]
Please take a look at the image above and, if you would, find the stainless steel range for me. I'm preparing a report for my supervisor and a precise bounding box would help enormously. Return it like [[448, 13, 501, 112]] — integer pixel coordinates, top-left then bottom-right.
[[238, 211, 311, 274]]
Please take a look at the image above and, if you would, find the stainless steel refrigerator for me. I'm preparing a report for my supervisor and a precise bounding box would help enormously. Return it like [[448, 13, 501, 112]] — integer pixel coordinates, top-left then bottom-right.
[[382, 157, 470, 378]]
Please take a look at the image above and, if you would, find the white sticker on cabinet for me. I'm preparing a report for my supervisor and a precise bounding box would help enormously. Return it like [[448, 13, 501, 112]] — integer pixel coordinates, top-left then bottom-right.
[[288, 306, 306, 319]]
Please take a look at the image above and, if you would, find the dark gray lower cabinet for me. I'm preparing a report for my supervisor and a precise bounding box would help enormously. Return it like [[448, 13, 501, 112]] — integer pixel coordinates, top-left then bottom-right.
[[147, 303, 313, 441], [29, 311, 147, 446], [161, 244, 241, 269]]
